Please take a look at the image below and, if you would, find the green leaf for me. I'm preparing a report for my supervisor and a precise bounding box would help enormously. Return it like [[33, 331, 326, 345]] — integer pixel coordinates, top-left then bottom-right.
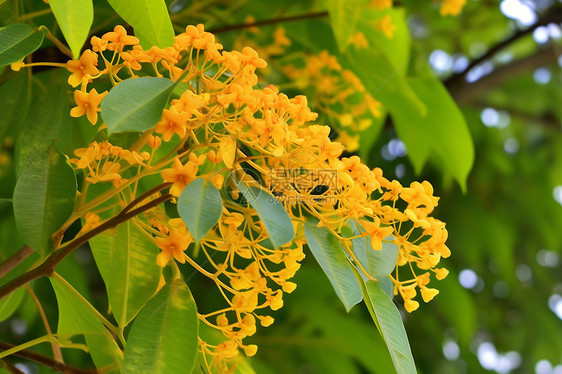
[[392, 76, 474, 189], [326, 0, 361, 52], [48, 0, 93, 59], [0, 288, 24, 322], [13, 144, 76, 257], [0, 24, 44, 67], [124, 279, 198, 374], [363, 280, 416, 374], [178, 178, 223, 243], [304, 222, 362, 312], [340, 34, 426, 134], [101, 77, 174, 134], [89, 215, 161, 327], [51, 275, 123, 372], [16, 72, 71, 173], [349, 221, 398, 278], [358, 8, 411, 74], [235, 180, 294, 248], [0, 73, 31, 140], [106, 0, 174, 48]]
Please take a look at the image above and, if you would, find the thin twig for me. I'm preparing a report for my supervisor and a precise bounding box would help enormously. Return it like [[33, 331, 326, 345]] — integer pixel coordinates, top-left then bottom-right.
[[0, 342, 95, 374], [0, 194, 173, 301], [0, 246, 34, 279], [209, 11, 329, 34]]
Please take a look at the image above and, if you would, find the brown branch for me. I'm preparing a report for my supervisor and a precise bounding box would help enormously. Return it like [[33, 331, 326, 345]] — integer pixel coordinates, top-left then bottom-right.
[[117, 182, 172, 217], [445, 6, 562, 89], [0, 246, 34, 280], [0, 193, 173, 301], [0, 342, 95, 374], [448, 47, 560, 103], [1, 358, 25, 374], [209, 11, 329, 34]]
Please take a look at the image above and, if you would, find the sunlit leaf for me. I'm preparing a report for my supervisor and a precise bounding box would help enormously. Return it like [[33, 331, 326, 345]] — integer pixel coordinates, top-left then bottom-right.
[[0, 24, 44, 67], [13, 144, 76, 257], [51, 275, 123, 372], [304, 222, 363, 312], [48, 0, 93, 58], [178, 178, 223, 243], [106, 0, 174, 48], [392, 75, 474, 189], [124, 279, 198, 374], [326, 0, 362, 52]]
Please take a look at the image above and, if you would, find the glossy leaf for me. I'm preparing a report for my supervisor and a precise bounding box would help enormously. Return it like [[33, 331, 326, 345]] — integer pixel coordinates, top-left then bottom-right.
[[235, 180, 294, 248], [106, 0, 174, 48], [392, 76, 474, 189], [363, 280, 416, 374], [326, 0, 361, 52], [178, 178, 223, 243], [101, 77, 174, 134], [48, 0, 93, 58], [304, 222, 363, 312], [89, 216, 161, 327], [0, 288, 24, 322], [51, 275, 123, 372], [0, 24, 44, 67], [13, 144, 76, 257], [124, 279, 198, 374], [349, 220, 399, 278]]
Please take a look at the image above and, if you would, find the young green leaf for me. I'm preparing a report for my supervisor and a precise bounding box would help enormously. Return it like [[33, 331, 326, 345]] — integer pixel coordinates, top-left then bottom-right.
[[89, 216, 162, 327], [326, 0, 361, 52], [363, 280, 416, 374], [304, 222, 362, 312], [124, 279, 198, 374], [101, 77, 175, 134], [0, 24, 44, 67], [235, 180, 294, 248], [393, 76, 474, 190], [106, 0, 174, 48], [48, 0, 93, 59], [178, 178, 223, 243], [13, 144, 76, 257], [51, 275, 123, 372]]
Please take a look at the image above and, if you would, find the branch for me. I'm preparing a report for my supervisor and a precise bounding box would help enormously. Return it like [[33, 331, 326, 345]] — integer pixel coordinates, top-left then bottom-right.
[[0, 342, 95, 374], [0, 246, 33, 279], [445, 6, 562, 89], [448, 47, 560, 103], [209, 11, 328, 34], [0, 193, 173, 301]]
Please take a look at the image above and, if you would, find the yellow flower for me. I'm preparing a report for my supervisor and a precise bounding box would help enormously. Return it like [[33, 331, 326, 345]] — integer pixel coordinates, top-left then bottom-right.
[[373, 16, 396, 38], [161, 158, 198, 197], [66, 50, 99, 87], [70, 88, 108, 125], [155, 229, 192, 266], [440, 0, 466, 16], [154, 106, 190, 142], [361, 217, 394, 251]]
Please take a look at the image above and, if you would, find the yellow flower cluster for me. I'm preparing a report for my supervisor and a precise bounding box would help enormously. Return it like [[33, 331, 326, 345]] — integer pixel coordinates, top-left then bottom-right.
[[66, 23, 449, 372], [282, 50, 382, 152]]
